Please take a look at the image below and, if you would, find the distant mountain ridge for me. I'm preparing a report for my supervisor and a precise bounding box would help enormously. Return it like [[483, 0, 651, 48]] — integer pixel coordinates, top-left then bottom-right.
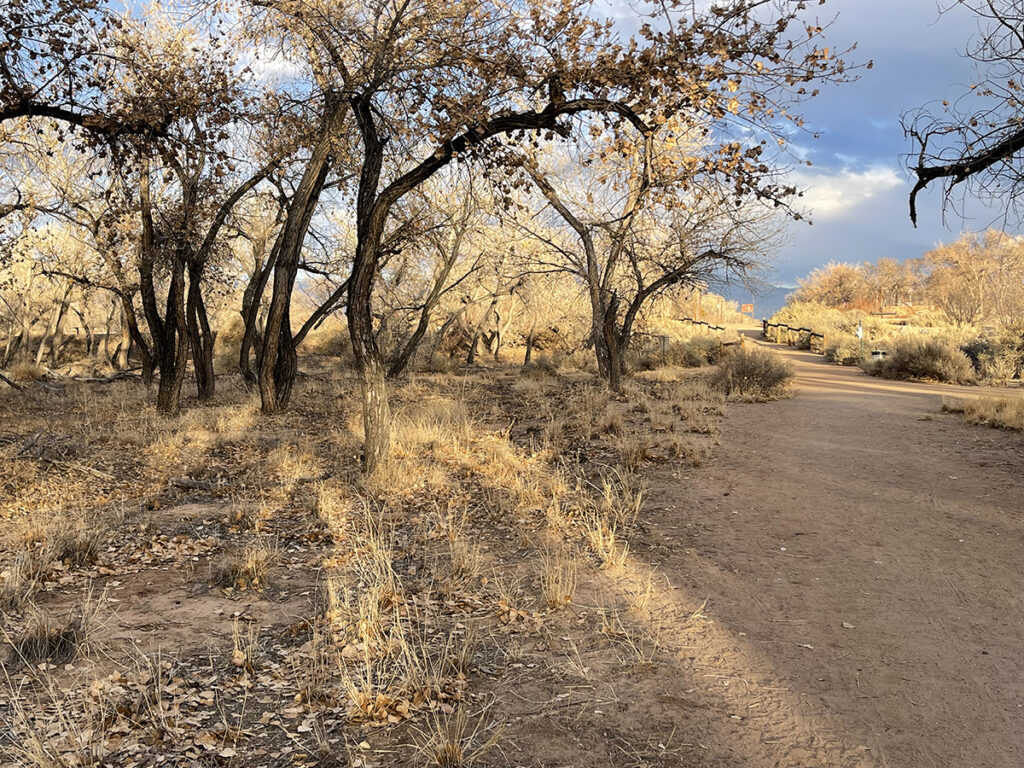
[[716, 282, 793, 320]]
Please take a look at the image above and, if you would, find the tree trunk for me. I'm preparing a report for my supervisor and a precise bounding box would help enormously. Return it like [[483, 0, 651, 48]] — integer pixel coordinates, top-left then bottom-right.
[[102, 299, 116, 365], [155, 260, 188, 414], [258, 99, 340, 412], [2, 329, 21, 367], [117, 302, 132, 371], [358, 354, 391, 473], [602, 294, 622, 393], [186, 263, 216, 401], [73, 306, 94, 360], [524, 332, 535, 364], [240, 254, 274, 388], [156, 330, 188, 413], [36, 287, 71, 368]]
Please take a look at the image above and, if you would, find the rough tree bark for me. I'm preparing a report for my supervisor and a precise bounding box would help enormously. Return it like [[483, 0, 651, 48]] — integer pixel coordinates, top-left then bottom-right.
[[258, 98, 343, 413]]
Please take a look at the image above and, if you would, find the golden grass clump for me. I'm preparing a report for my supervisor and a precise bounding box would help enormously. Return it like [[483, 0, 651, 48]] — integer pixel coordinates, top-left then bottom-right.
[[942, 394, 1024, 430], [539, 547, 579, 609]]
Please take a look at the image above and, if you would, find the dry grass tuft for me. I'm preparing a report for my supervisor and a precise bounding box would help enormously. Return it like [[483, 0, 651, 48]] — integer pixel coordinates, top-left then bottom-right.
[[212, 538, 280, 592], [539, 546, 579, 609], [615, 433, 651, 471], [942, 393, 1024, 430], [413, 708, 503, 768], [0, 553, 39, 610], [596, 466, 646, 530], [7, 362, 44, 381], [4, 591, 104, 666], [582, 508, 628, 570]]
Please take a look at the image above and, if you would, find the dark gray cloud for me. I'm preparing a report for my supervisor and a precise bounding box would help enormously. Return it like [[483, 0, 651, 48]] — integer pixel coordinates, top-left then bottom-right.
[[773, 0, 995, 282]]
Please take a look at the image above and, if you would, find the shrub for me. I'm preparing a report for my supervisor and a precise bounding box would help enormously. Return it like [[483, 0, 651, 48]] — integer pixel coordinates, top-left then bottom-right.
[[865, 337, 975, 384], [7, 362, 43, 381], [823, 332, 861, 365], [634, 334, 724, 369], [961, 334, 1023, 384], [520, 355, 558, 378], [422, 354, 461, 374], [709, 346, 794, 400]]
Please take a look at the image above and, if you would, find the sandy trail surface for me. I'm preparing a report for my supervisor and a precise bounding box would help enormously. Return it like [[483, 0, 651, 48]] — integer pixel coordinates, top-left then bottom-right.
[[637, 341, 1024, 768]]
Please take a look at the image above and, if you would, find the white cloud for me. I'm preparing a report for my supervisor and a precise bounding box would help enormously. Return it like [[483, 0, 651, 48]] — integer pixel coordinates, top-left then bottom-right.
[[793, 165, 904, 219]]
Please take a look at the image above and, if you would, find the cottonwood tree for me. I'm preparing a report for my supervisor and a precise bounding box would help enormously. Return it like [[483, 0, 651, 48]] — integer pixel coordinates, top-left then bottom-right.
[[249, 0, 855, 469], [112, 13, 281, 411], [380, 173, 488, 378], [791, 260, 870, 308], [925, 230, 1024, 327], [906, 1, 1024, 224], [521, 117, 784, 389]]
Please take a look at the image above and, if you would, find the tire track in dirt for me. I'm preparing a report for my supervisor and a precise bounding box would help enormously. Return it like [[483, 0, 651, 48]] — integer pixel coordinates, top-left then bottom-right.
[[642, 342, 1024, 768]]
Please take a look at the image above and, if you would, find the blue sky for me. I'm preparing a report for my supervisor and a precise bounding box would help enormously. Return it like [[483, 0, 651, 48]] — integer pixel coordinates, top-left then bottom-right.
[[770, 0, 993, 285]]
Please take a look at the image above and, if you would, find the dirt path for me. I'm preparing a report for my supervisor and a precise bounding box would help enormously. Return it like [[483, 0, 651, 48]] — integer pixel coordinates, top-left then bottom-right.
[[641, 342, 1024, 768]]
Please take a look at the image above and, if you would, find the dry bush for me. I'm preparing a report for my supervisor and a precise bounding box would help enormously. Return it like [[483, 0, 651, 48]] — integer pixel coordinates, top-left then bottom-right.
[[634, 333, 724, 370], [824, 331, 862, 365], [598, 410, 624, 436], [571, 387, 609, 439], [541, 415, 566, 457], [7, 362, 44, 381], [520, 355, 559, 378], [864, 337, 975, 384], [265, 441, 323, 489], [666, 435, 713, 467], [3, 506, 107, 589], [710, 346, 794, 400], [6, 614, 86, 665], [942, 394, 1024, 430], [1, 675, 110, 768], [316, 482, 354, 542], [4, 592, 104, 666], [445, 535, 483, 593], [422, 354, 461, 374], [0, 554, 39, 610], [615, 433, 650, 471], [669, 376, 725, 406], [230, 617, 261, 670]]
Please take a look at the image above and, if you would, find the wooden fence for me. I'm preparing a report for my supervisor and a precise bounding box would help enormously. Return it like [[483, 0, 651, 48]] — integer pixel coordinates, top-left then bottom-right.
[[762, 320, 827, 354], [680, 317, 727, 332]]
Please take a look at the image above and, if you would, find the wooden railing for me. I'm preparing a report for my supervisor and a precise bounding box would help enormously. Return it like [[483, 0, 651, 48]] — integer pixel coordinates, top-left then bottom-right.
[[762, 320, 827, 354], [680, 317, 727, 332]]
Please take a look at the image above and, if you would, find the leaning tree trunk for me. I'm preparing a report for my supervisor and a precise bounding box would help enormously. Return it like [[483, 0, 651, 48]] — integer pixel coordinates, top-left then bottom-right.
[[102, 300, 116, 365], [524, 331, 535, 364], [257, 100, 339, 412]]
